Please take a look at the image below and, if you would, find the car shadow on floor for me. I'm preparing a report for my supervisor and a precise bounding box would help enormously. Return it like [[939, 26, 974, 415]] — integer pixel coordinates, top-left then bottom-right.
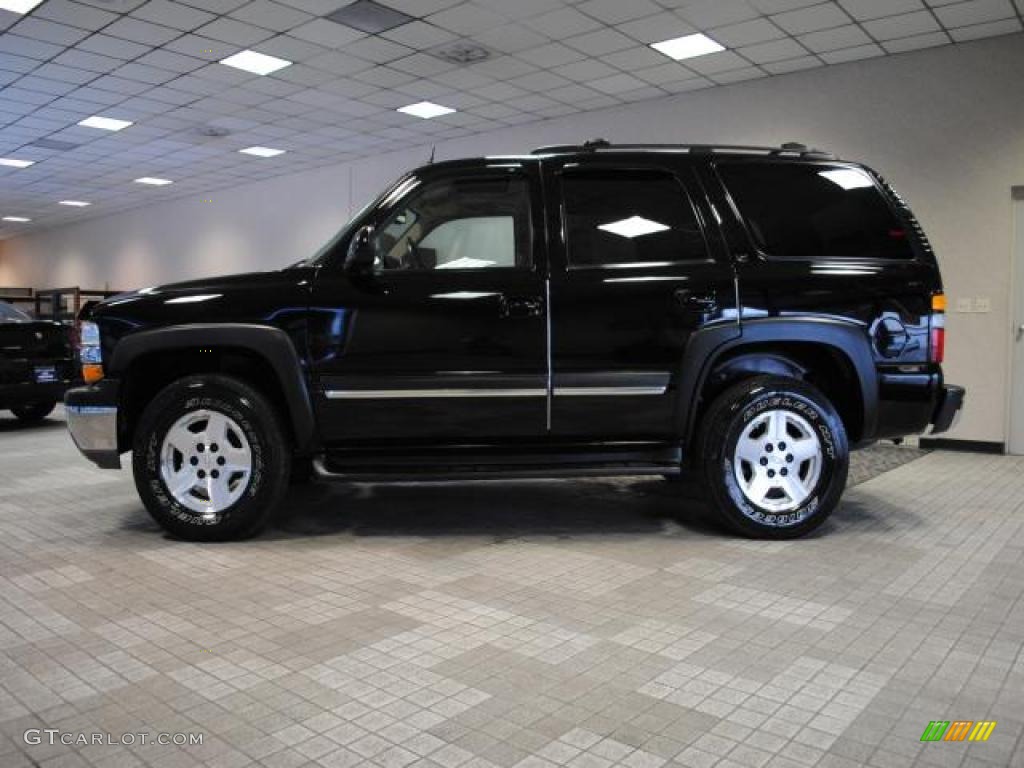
[[0, 414, 66, 433], [264, 477, 726, 540]]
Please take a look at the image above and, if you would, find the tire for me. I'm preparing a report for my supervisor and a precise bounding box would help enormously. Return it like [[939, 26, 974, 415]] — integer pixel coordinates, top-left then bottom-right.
[[697, 375, 848, 539], [11, 400, 56, 423], [132, 374, 291, 541]]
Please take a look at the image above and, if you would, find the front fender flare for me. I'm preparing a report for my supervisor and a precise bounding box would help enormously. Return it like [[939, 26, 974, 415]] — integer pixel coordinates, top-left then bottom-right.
[[109, 323, 316, 451]]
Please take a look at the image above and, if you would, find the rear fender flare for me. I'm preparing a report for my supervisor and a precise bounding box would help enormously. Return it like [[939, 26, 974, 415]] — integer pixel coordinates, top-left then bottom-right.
[[677, 317, 878, 444]]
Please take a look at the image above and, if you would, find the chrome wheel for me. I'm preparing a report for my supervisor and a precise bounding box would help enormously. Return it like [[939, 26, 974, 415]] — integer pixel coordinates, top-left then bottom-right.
[[733, 408, 822, 513], [159, 409, 252, 517]]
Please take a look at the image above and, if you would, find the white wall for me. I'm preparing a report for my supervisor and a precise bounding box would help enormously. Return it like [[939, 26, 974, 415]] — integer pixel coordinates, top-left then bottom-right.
[[3, 34, 1023, 445]]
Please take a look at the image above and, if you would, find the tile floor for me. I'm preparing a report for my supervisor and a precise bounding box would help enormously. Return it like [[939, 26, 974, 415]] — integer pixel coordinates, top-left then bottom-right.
[[0, 409, 1021, 768]]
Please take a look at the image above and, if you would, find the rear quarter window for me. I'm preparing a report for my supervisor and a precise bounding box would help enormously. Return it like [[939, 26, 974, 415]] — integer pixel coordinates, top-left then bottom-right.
[[718, 162, 914, 259]]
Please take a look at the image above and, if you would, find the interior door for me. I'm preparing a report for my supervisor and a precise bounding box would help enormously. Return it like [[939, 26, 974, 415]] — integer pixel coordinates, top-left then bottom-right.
[[309, 163, 548, 444], [1011, 188, 1024, 454], [544, 158, 736, 439]]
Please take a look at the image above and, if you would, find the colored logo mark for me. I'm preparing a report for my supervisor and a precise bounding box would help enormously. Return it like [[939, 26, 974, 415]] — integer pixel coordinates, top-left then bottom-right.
[[921, 721, 996, 742]]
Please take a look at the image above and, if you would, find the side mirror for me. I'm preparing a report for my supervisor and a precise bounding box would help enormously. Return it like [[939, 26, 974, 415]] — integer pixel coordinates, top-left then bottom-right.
[[344, 225, 376, 273]]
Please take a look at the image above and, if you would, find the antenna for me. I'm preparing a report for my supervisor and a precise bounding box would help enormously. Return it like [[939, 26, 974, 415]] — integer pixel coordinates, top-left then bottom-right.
[[428, 145, 435, 164]]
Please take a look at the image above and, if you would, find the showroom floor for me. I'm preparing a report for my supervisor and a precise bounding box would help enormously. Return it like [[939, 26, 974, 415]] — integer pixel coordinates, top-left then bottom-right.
[[1, 410, 1022, 768]]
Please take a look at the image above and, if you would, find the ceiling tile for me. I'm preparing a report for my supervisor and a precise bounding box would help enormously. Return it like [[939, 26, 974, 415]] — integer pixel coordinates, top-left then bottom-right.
[[288, 18, 368, 48], [577, 0, 662, 24], [882, 30, 950, 52], [799, 24, 872, 51], [673, 0, 761, 28], [381, 21, 457, 49], [195, 17, 276, 46], [563, 27, 635, 56], [522, 7, 603, 37], [427, 2, 508, 35], [132, 0, 217, 32], [739, 37, 809, 62], [838, 0, 925, 20], [820, 42, 885, 62], [762, 54, 821, 73], [552, 58, 619, 83], [514, 42, 585, 68], [617, 11, 696, 43], [103, 17, 181, 47], [948, 16, 1022, 38], [863, 11, 940, 39], [34, 0, 118, 31], [933, 0, 1017, 28], [12, 18, 92, 47], [711, 18, 787, 46], [772, 3, 851, 34], [230, 0, 313, 32]]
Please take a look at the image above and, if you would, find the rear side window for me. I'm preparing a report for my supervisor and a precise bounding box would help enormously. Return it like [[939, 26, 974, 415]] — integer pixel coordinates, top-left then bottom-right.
[[718, 162, 913, 259], [561, 169, 707, 268]]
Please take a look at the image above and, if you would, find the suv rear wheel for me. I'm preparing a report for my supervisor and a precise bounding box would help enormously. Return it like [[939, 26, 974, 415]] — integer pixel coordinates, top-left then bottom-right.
[[698, 375, 848, 538], [11, 400, 56, 423], [132, 374, 290, 541]]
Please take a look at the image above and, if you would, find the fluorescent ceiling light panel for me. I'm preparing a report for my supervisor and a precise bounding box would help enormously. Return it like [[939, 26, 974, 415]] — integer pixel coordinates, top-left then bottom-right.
[[818, 169, 874, 190], [240, 146, 286, 157], [651, 33, 725, 61], [397, 101, 456, 119], [0, 158, 35, 168], [135, 177, 173, 186], [0, 0, 45, 13], [2, 216, 31, 222], [220, 50, 292, 75], [598, 216, 670, 239], [78, 115, 133, 131], [59, 200, 91, 207]]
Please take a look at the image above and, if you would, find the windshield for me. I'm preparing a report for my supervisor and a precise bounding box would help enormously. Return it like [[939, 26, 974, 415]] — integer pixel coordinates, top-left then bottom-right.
[[0, 301, 30, 322]]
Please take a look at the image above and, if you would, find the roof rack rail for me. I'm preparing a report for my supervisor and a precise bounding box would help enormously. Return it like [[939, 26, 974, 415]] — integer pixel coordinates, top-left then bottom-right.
[[530, 140, 835, 160]]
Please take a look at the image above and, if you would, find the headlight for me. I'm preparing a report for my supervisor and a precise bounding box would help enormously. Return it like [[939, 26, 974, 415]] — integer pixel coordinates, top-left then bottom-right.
[[78, 321, 104, 383]]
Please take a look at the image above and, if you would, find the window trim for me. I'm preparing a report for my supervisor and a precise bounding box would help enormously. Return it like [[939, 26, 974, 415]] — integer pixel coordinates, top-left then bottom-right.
[[711, 158, 918, 264], [371, 168, 536, 275], [557, 164, 714, 272]]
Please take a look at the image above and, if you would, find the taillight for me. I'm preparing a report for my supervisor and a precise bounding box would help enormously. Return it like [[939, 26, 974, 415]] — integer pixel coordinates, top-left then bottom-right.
[[930, 293, 945, 364]]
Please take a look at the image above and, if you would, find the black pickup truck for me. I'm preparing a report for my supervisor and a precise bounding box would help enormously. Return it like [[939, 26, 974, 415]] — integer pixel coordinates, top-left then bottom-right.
[[1, 301, 75, 423], [66, 141, 963, 541]]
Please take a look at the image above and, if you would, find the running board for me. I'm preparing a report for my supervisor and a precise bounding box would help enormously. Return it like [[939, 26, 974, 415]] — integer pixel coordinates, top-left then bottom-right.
[[313, 443, 682, 482]]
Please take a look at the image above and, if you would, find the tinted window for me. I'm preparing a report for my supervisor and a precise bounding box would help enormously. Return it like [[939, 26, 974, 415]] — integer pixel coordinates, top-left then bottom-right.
[[718, 162, 913, 258], [562, 170, 707, 268], [374, 175, 531, 271], [0, 301, 29, 322]]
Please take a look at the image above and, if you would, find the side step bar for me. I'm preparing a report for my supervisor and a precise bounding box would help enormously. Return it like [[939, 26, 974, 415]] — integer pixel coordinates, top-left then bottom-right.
[[313, 443, 683, 483]]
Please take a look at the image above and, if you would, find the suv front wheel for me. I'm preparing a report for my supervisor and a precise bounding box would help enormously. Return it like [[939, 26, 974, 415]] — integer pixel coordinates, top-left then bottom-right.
[[132, 374, 291, 541], [698, 375, 849, 539]]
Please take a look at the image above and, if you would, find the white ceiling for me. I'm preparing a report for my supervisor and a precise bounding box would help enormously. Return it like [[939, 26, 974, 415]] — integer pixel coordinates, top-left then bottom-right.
[[1, 0, 1022, 236]]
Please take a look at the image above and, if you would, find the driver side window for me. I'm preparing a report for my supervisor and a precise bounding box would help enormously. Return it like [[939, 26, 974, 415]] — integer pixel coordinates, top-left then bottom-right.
[[373, 174, 531, 271]]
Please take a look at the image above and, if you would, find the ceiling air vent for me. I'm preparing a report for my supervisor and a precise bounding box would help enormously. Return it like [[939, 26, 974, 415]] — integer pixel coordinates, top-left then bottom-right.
[[326, 0, 414, 34], [430, 41, 492, 65]]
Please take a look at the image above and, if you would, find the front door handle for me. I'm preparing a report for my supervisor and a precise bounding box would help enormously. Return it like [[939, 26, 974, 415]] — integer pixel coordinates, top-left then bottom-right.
[[499, 295, 543, 319], [674, 288, 717, 313]]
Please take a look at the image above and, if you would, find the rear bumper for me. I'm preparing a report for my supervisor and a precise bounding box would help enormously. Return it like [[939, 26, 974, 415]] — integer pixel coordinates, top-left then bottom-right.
[[0, 379, 72, 409], [65, 379, 121, 469], [929, 384, 964, 435]]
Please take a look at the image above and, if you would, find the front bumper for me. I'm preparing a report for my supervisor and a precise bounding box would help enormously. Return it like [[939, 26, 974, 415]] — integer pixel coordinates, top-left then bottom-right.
[[930, 384, 965, 435], [65, 379, 121, 469]]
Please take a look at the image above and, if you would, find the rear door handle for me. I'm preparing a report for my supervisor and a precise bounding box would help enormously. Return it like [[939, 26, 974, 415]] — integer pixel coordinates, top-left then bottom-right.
[[674, 289, 717, 312], [499, 295, 543, 319]]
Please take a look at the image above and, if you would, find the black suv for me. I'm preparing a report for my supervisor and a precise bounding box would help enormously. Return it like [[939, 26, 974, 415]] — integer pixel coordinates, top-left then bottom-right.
[[66, 141, 963, 541]]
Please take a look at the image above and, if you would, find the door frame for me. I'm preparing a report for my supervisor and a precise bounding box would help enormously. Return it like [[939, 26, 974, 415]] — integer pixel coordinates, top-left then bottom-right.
[[1007, 186, 1024, 454]]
